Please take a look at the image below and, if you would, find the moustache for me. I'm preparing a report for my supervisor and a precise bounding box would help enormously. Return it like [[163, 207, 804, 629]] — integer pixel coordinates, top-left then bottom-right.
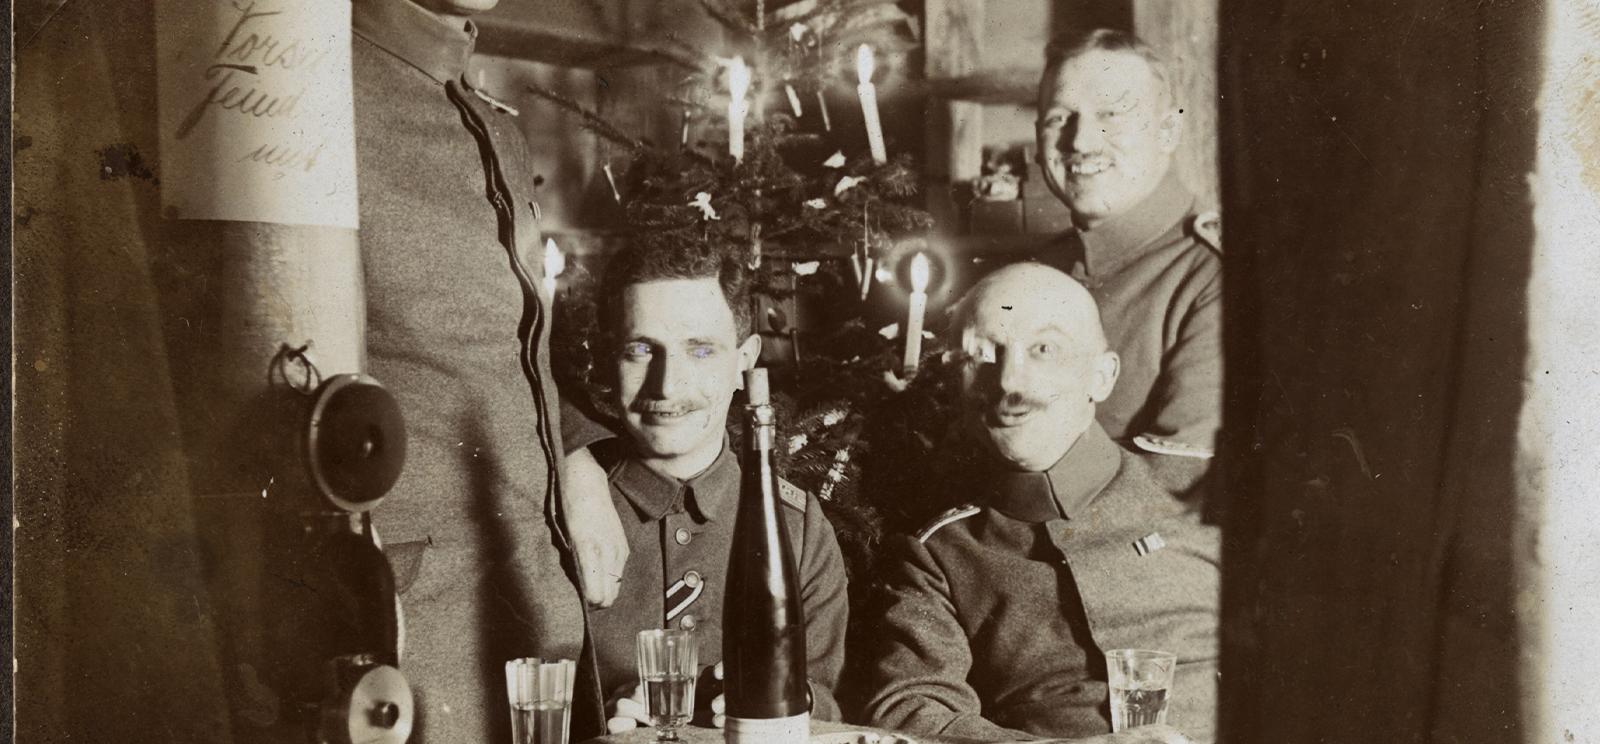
[[969, 391, 1054, 422], [630, 399, 708, 416]]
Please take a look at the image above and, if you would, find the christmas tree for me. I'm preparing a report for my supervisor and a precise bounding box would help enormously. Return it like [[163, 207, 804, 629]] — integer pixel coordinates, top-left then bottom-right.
[[541, 0, 969, 585]]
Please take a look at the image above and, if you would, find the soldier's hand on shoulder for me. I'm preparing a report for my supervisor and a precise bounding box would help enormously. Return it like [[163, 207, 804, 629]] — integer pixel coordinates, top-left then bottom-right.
[[561, 446, 629, 608]]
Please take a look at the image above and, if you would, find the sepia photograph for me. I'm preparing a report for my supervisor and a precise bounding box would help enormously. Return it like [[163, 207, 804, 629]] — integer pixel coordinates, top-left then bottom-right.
[[10, 1, 1600, 742]]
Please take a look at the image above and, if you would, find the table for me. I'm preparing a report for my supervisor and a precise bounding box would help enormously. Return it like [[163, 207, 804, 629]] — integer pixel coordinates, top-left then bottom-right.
[[577, 720, 975, 744], [577, 721, 1195, 744]]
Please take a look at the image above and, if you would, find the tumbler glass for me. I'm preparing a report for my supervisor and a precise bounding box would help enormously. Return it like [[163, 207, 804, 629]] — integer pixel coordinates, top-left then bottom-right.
[[505, 657, 575, 744], [1105, 648, 1177, 732]]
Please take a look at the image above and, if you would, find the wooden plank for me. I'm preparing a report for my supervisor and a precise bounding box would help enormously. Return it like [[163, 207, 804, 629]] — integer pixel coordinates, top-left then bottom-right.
[[925, 69, 1038, 104], [924, 0, 988, 213], [475, 0, 722, 68], [924, 0, 984, 78], [1216, 1, 1543, 741], [1132, 0, 1220, 210]]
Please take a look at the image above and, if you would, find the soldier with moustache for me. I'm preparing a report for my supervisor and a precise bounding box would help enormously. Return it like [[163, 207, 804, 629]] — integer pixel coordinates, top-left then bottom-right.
[[571, 238, 851, 734], [556, 28, 1226, 624], [1028, 29, 1224, 493], [859, 264, 1222, 743]]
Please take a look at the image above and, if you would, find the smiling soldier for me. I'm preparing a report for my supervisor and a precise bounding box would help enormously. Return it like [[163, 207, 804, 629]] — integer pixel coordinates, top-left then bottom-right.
[[860, 264, 1221, 743], [1029, 29, 1223, 494], [577, 237, 850, 733]]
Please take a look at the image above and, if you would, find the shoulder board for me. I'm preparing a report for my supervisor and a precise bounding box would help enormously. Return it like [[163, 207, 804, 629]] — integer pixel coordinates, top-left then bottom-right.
[[1188, 211, 1221, 255], [1132, 434, 1215, 460], [472, 87, 521, 117], [915, 505, 981, 543], [777, 479, 809, 512]]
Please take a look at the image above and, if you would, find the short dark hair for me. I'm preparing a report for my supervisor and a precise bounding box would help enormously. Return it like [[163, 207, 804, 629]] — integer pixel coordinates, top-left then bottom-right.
[[1041, 28, 1174, 106], [596, 233, 754, 349]]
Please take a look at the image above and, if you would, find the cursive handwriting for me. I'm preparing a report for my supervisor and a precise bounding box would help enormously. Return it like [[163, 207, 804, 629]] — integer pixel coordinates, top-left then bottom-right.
[[175, 63, 305, 140], [215, 1, 331, 72], [174, 1, 330, 141], [237, 139, 326, 174]]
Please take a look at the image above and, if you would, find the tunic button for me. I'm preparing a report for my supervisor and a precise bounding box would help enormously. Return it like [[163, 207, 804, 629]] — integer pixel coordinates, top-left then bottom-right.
[[679, 614, 697, 630], [674, 528, 692, 545], [683, 570, 702, 588]]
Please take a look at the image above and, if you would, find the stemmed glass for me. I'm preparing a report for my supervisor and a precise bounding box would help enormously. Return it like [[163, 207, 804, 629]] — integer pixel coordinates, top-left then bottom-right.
[[636, 629, 699, 742]]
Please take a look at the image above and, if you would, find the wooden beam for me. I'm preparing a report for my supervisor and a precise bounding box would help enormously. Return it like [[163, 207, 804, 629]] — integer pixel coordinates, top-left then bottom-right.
[[1132, 0, 1220, 210], [475, 0, 723, 69]]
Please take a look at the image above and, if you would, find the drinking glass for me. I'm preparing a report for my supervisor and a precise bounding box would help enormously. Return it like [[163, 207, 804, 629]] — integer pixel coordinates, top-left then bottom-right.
[[505, 657, 575, 744], [1105, 648, 1177, 732], [636, 629, 699, 742]]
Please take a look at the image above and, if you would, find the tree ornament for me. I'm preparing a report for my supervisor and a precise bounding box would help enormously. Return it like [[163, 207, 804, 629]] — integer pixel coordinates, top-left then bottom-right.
[[689, 192, 720, 221]]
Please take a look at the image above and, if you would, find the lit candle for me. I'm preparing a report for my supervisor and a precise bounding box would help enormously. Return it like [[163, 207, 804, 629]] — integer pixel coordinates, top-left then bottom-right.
[[602, 163, 621, 203], [855, 44, 887, 164], [727, 56, 751, 161], [542, 238, 565, 302], [902, 253, 930, 375], [785, 25, 811, 122]]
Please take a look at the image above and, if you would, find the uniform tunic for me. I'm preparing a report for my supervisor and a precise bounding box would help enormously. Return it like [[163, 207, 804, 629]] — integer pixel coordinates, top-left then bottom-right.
[[587, 443, 850, 721], [353, 1, 598, 740], [860, 424, 1221, 742], [1031, 171, 1222, 490]]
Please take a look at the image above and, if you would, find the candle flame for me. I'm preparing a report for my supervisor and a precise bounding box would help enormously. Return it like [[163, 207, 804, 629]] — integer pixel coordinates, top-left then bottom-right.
[[727, 56, 752, 100], [544, 238, 565, 279], [856, 44, 876, 85], [909, 252, 930, 292]]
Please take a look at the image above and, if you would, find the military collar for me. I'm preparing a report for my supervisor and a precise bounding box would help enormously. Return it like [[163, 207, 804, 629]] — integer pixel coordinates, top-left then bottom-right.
[[353, 0, 478, 86], [611, 442, 740, 524], [980, 423, 1122, 523], [1072, 170, 1195, 278]]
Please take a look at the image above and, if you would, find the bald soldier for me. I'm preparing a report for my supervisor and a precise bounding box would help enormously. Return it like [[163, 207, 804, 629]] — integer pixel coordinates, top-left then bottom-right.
[[1028, 29, 1223, 492], [559, 29, 1225, 613], [860, 264, 1221, 743]]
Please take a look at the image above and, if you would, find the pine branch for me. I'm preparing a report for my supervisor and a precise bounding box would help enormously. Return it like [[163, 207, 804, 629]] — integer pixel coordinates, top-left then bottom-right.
[[524, 83, 651, 153], [774, 0, 850, 33]]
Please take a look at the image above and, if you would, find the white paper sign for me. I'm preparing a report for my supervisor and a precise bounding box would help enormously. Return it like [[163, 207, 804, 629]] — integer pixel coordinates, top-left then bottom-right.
[[155, 0, 358, 228]]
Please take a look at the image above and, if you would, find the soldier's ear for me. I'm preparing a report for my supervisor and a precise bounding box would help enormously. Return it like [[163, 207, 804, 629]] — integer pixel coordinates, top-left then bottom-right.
[[1089, 350, 1120, 403], [734, 334, 762, 387]]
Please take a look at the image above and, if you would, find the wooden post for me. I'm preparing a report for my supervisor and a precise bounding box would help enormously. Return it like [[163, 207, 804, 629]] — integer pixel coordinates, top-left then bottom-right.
[[15, 0, 378, 740], [923, 0, 986, 225], [1215, 0, 1600, 741], [1519, 1, 1600, 736], [14, 2, 240, 740], [151, 1, 387, 737], [1132, 0, 1220, 210]]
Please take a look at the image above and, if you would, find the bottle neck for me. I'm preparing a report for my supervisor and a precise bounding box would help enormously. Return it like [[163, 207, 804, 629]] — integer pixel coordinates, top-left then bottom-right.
[[746, 403, 776, 453]]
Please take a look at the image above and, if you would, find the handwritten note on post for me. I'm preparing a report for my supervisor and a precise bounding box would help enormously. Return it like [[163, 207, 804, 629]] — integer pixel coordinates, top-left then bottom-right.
[[155, 0, 358, 229]]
